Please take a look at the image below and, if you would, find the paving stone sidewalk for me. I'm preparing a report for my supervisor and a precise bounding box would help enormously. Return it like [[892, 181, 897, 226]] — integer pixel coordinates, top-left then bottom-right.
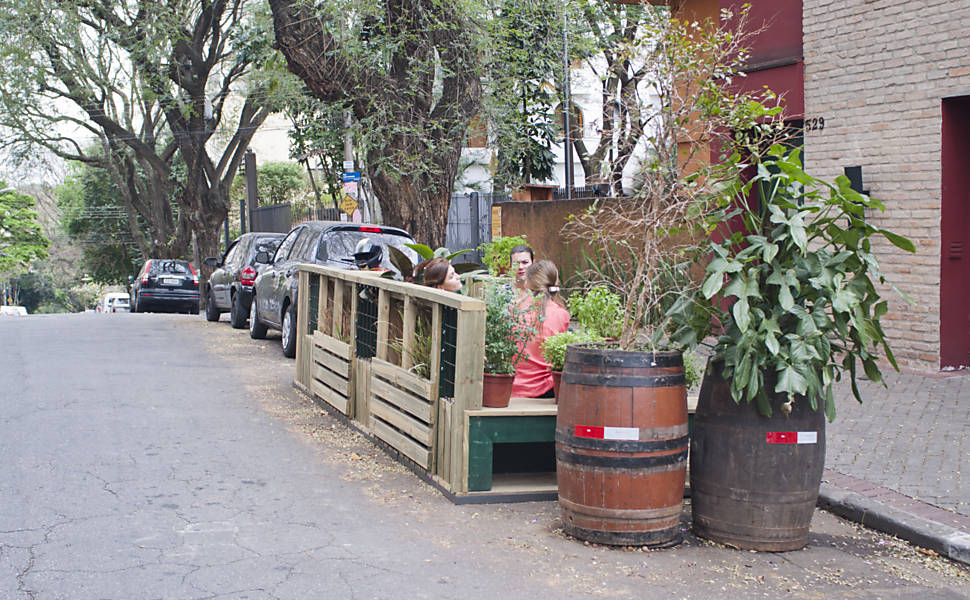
[[823, 368, 970, 561]]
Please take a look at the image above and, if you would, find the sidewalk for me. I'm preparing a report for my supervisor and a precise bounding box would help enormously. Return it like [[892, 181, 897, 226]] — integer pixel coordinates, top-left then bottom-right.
[[821, 368, 970, 564]]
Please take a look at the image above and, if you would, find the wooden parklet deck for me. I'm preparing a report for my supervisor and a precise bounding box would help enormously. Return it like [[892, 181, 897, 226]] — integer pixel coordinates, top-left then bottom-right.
[[294, 265, 696, 503]]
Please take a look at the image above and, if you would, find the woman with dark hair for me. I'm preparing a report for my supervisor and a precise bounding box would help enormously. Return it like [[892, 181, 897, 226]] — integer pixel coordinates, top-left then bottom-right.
[[511, 259, 570, 398], [415, 257, 462, 292]]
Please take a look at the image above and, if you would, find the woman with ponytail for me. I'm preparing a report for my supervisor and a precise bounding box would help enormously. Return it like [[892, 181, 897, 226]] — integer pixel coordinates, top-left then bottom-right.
[[510, 260, 570, 398]]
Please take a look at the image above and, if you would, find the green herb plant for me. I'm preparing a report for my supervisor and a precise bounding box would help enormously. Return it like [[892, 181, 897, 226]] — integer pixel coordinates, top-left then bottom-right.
[[479, 235, 528, 276], [566, 285, 623, 340], [668, 145, 916, 421], [483, 282, 532, 375], [541, 330, 604, 372]]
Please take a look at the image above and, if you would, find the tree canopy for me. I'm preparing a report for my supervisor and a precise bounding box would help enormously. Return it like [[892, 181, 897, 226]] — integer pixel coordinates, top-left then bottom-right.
[[0, 0, 295, 268], [0, 184, 50, 276]]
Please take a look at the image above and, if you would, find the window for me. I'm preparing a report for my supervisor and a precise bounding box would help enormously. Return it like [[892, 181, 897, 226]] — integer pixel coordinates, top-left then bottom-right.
[[273, 227, 303, 262]]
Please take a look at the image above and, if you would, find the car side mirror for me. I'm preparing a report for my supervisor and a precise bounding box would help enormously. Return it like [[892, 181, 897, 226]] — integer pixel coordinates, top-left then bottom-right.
[[203, 256, 221, 267], [254, 251, 271, 264]]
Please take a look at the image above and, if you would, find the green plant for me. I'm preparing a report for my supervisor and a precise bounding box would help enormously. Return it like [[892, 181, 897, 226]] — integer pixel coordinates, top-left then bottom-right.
[[479, 235, 528, 277], [541, 330, 604, 372], [566, 285, 623, 340], [384, 243, 478, 282], [390, 310, 433, 379], [483, 282, 532, 374], [668, 145, 916, 421], [682, 348, 700, 391]]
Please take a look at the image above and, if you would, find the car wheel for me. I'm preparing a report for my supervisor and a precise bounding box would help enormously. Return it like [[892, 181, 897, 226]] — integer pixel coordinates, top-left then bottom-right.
[[205, 290, 220, 321], [229, 292, 247, 329], [281, 304, 297, 358], [249, 295, 267, 339]]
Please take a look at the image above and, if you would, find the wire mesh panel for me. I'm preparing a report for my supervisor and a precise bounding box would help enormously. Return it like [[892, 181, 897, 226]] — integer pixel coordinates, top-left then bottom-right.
[[438, 306, 458, 399], [356, 285, 379, 358], [307, 273, 320, 333]]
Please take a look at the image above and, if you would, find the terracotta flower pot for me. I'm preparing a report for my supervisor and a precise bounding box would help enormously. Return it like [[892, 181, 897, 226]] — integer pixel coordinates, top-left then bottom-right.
[[482, 372, 514, 408]]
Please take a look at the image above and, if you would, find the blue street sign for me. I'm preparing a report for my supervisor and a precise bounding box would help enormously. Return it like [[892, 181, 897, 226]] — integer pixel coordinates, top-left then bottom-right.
[[341, 171, 362, 182]]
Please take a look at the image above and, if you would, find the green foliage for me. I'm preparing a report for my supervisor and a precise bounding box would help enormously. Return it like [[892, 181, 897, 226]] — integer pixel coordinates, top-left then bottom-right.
[[566, 285, 623, 340], [483, 282, 532, 375], [383, 245, 478, 283], [0, 185, 49, 276], [57, 165, 144, 285], [479, 235, 528, 277], [667, 145, 915, 421], [541, 329, 604, 372], [255, 162, 307, 206]]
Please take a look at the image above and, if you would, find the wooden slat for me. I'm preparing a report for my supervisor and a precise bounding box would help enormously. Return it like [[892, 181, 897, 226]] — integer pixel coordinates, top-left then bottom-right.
[[297, 264, 486, 311], [313, 330, 352, 359], [313, 346, 353, 376], [370, 358, 432, 398], [370, 377, 432, 424], [369, 397, 432, 446], [312, 377, 351, 414], [313, 362, 351, 396], [371, 418, 432, 468], [332, 278, 344, 339], [429, 304, 442, 385], [402, 296, 416, 371], [376, 288, 390, 361]]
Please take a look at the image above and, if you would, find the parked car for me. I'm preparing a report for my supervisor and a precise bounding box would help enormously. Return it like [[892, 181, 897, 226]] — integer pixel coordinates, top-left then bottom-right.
[[250, 221, 417, 358], [203, 232, 285, 328], [0, 305, 27, 316], [129, 259, 200, 314], [98, 292, 130, 313]]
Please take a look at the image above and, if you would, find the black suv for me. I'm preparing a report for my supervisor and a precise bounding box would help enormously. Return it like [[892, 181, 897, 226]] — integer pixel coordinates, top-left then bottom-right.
[[249, 221, 417, 357], [203, 232, 285, 328], [129, 259, 200, 314]]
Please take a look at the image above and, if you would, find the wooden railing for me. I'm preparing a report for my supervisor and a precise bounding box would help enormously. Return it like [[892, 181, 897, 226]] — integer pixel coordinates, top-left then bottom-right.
[[295, 265, 486, 493]]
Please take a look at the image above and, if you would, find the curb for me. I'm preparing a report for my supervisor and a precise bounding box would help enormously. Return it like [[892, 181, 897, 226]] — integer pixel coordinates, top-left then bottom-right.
[[818, 483, 970, 565]]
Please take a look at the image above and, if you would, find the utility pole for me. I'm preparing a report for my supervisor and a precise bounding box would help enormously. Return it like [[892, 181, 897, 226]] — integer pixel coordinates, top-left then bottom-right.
[[562, 0, 573, 201], [244, 149, 257, 232]]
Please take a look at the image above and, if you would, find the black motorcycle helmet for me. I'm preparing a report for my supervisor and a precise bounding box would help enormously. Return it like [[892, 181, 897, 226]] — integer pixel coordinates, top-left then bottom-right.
[[353, 238, 383, 270]]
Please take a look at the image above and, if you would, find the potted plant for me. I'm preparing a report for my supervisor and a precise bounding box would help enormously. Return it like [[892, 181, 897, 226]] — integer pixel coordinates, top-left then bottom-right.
[[481, 281, 531, 408], [566, 284, 623, 340], [541, 330, 604, 400], [554, 7, 781, 547], [667, 144, 916, 551]]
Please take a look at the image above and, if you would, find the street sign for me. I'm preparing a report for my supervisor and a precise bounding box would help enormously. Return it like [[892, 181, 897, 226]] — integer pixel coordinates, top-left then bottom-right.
[[343, 160, 355, 171], [340, 194, 358, 216], [491, 206, 502, 238], [342, 171, 361, 183]]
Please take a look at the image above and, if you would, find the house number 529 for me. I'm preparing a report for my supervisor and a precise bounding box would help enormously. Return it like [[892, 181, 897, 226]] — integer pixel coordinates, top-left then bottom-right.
[[805, 117, 825, 131]]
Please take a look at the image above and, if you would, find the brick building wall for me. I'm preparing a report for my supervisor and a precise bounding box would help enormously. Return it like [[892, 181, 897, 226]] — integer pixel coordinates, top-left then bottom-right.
[[802, 0, 970, 369]]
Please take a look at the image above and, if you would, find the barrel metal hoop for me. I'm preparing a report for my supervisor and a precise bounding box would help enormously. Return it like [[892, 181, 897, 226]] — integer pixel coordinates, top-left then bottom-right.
[[556, 448, 688, 469], [564, 346, 684, 369], [561, 373, 686, 388], [556, 430, 689, 452], [558, 497, 683, 520]]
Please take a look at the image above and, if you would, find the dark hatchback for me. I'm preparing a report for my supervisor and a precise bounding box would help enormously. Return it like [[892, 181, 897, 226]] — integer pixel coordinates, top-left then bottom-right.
[[203, 232, 285, 328], [250, 221, 417, 357], [129, 259, 200, 314]]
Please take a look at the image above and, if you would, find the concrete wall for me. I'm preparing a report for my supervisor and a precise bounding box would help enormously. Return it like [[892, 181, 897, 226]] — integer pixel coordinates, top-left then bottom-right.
[[803, 0, 970, 369]]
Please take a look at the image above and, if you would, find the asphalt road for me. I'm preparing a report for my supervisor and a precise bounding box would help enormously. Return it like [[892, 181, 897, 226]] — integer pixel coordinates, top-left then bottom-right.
[[1, 312, 968, 599]]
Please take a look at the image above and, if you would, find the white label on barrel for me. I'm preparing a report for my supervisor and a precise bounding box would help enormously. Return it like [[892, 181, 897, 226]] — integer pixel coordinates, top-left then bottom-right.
[[574, 426, 640, 440], [766, 431, 818, 444]]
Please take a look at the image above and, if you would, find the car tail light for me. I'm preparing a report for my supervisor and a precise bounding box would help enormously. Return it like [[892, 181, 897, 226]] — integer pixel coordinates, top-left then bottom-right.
[[140, 260, 152, 283], [188, 262, 199, 285], [241, 265, 257, 286], [359, 226, 381, 233]]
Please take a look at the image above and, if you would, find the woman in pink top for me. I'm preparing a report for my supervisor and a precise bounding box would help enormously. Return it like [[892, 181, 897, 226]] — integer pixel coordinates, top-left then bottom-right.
[[511, 260, 570, 398]]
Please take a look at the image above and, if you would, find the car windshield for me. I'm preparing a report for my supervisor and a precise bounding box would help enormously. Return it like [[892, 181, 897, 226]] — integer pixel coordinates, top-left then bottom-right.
[[151, 260, 191, 275], [251, 236, 282, 260], [319, 231, 417, 271]]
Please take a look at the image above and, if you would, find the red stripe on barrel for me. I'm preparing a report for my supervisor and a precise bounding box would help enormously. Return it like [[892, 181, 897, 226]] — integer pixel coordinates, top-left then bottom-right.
[[766, 431, 818, 444]]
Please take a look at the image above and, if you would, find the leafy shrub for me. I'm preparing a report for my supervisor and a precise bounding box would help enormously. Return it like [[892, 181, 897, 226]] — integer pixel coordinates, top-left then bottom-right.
[[479, 235, 528, 277], [541, 330, 604, 372], [567, 285, 623, 340], [483, 282, 532, 374]]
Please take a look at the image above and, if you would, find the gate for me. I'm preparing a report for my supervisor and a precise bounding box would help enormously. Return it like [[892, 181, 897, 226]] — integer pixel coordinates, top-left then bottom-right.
[[445, 192, 507, 264], [251, 203, 292, 233]]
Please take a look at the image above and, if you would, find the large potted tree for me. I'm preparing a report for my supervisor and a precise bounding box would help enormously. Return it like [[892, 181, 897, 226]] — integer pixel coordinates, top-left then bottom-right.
[[555, 7, 782, 547], [667, 144, 915, 551]]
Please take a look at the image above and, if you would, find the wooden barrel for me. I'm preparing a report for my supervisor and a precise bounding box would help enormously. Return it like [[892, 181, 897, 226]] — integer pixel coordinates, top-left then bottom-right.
[[556, 344, 688, 546], [690, 361, 826, 551]]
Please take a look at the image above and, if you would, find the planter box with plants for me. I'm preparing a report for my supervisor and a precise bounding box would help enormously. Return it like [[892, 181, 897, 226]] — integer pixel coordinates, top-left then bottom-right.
[[668, 144, 915, 551]]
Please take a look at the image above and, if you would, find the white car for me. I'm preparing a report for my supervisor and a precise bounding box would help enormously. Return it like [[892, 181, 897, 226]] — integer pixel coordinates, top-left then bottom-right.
[[98, 293, 130, 313], [0, 305, 27, 316]]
